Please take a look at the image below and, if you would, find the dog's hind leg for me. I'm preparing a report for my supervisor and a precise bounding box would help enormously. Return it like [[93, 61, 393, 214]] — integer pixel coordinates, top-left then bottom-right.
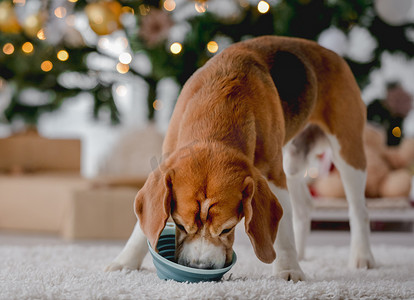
[[283, 125, 328, 260], [326, 133, 375, 269], [105, 221, 148, 272]]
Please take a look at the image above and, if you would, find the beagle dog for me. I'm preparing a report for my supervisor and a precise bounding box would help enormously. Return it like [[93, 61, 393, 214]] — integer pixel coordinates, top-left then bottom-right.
[[106, 36, 375, 281]]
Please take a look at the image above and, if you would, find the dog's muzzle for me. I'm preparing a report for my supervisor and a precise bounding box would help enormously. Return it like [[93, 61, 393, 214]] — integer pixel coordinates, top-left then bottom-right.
[[176, 238, 226, 269]]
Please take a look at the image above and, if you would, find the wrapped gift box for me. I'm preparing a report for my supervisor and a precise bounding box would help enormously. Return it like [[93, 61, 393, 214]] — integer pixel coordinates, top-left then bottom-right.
[[0, 130, 146, 239], [0, 130, 81, 173], [0, 173, 142, 239], [62, 186, 138, 240], [0, 173, 88, 233]]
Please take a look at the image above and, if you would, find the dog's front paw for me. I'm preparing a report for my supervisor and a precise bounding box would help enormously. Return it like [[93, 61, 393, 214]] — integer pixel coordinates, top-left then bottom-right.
[[105, 260, 139, 272], [349, 251, 375, 269], [274, 260, 306, 282], [276, 269, 306, 282]]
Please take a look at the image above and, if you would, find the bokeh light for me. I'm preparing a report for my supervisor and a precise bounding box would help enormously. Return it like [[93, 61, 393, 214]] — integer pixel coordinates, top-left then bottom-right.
[[116, 85, 128, 96], [163, 0, 176, 11], [257, 1, 270, 14], [207, 41, 219, 53], [41, 60, 53, 72], [119, 52, 132, 64], [57, 50, 69, 61], [392, 126, 402, 138], [116, 62, 129, 74], [153, 100, 163, 111], [37, 29, 46, 40], [54, 7, 67, 18], [170, 42, 182, 54], [195, 2, 207, 13], [22, 42, 34, 54], [116, 37, 129, 49], [3, 43, 15, 55]]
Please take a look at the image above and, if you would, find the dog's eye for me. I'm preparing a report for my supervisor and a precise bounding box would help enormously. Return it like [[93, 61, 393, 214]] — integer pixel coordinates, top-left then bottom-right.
[[220, 227, 233, 236], [176, 224, 187, 233]]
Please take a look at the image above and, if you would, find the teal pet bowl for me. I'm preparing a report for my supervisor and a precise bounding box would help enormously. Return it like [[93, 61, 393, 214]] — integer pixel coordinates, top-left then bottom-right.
[[147, 223, 237, 283]]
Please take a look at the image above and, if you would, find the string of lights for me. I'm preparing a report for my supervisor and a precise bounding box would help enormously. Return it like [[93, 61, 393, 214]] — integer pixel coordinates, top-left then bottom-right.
[[0, 0, 277, 71], [1, 0, 412, 125]]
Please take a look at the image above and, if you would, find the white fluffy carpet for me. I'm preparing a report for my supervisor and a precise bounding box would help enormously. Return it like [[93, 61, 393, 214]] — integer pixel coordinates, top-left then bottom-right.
[[1, 242, 414, 300]]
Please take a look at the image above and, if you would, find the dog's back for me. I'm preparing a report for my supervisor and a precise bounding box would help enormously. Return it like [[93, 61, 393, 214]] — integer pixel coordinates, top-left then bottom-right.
[[163, 35, 366, 172]]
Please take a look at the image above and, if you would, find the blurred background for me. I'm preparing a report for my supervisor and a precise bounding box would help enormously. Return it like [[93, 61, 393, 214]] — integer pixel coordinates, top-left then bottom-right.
[[0, 0, 413, 240]]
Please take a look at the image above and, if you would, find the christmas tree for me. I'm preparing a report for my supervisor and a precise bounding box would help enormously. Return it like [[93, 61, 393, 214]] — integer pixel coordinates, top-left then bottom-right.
[[0, 0, 413, 126]]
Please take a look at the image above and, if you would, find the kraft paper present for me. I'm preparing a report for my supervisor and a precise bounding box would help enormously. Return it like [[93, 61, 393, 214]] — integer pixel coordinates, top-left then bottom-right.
[[0, 173, 87, 233], [0, 130, 81, 173], [62, 187, 138, 240]]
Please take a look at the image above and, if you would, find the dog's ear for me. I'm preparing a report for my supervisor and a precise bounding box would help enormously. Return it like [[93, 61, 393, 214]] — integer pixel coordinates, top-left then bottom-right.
[[242, 174, 283, 263], [134, 167, 173, 250]]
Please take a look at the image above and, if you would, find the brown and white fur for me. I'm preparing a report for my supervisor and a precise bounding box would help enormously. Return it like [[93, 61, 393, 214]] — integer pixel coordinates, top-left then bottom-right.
[[106, 36, 375, 281]]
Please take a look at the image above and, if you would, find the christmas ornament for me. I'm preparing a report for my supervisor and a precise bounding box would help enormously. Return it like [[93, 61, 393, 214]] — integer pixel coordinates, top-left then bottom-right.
[[374, 0, 413, 26], [85, 1, 122, 36], [0, 1, 21, 34], [139, 8, 173, 48]]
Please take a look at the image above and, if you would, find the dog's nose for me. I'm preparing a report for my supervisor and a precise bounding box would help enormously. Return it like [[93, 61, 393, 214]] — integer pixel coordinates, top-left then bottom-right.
[[187, 260, 215, 270]]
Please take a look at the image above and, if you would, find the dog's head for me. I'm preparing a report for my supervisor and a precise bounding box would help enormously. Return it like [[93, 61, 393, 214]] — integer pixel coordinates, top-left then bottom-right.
[[135, 144, 283, 269]]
